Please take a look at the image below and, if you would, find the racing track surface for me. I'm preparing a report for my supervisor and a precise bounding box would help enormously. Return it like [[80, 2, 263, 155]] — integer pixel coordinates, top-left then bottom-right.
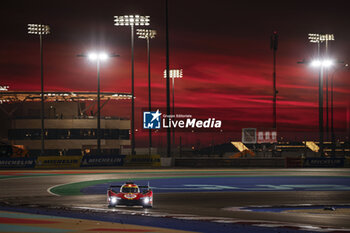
[[1, 168, 350, 232]]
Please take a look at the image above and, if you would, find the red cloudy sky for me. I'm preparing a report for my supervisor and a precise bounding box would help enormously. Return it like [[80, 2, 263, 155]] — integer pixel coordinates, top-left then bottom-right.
[[0, 0, 349, 146]]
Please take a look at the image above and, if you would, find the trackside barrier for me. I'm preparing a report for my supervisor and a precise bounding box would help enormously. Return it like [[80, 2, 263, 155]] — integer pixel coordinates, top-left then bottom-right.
[[285, 157, 303, 168], [175, 157, 347, 168], [125, 154, 161, 167], [175, 158, 285, 168], [161, 157, 173, 167], [80, 155, 125, 167], [35, 155, 83, 169], [346, 157, 350, 168], [1, 156, 347, 169], [0, 157, 36, 168], [303, 157, 345, 168]]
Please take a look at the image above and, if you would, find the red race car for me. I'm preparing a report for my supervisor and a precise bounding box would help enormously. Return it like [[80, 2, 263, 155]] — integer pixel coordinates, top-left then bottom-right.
[[107, 182, 153, 208]]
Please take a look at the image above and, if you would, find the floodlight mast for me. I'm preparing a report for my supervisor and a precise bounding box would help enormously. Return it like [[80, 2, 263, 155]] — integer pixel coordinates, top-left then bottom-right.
[[137, 29, 156, 157], [28, 24, 50, 156], [77, 52, 119, 155], [165, 0, 171, 158], [323, 34, 335, 141], [163, 69, 183, 118], [114, 15, 150, 156], [307, 33, 335, 157], [298, 57, 344, 157], [164, 69, 183, 154], [309, 33, 324, 157]]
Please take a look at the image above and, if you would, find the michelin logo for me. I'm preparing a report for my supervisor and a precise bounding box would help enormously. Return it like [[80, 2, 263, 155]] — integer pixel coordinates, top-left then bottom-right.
[[143, 109, 161, 129]]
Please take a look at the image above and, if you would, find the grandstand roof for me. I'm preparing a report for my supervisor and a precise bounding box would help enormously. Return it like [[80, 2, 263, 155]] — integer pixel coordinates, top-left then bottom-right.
[[0, 91, 132, 103]]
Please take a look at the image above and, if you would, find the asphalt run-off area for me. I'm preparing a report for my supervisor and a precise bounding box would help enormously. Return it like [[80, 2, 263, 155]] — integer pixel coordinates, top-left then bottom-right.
[[1, 169, 350, 233], [50, 175, 350, 196]]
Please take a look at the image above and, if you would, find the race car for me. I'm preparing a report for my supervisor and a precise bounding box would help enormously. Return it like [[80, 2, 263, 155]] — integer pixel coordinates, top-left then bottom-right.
[[107, 182, 153, 208]]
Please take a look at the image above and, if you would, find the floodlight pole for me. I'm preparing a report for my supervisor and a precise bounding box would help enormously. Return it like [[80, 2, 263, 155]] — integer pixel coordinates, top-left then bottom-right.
[[314, 41, 325, 157], [131, 25, 136, 156], [163, 69, 182, 156], [28, 24, 50, 156], [114, 15, 150, 156], [165, 0, 171, 158], [302, 33, 338, 157], [146, 36, 152, 156], [308, 33, 324, 157], [318, 55, 324, 157], [137, 29, 156, 157], [331, 71, 334, 157], [325, 40, 329, 141], [172, 76, 175, 153], [97, 59, 101, 155], [77, 53, 119, 156], [330, 63, 348, 157], [40, 34, 45, 156], [323, 36, 335, 143]]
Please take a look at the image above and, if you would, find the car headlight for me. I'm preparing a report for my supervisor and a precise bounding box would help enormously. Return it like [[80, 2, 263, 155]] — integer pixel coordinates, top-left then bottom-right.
[[143, 197, 150, 204], [110, 197, 118, 204]]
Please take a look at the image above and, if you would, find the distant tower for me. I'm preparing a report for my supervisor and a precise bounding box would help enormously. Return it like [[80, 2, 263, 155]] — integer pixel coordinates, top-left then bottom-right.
[[270, 31, 279, 129]]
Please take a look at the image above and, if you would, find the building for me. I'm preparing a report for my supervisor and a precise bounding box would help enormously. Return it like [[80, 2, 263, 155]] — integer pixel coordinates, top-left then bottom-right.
[[0, 91, 132, 156]]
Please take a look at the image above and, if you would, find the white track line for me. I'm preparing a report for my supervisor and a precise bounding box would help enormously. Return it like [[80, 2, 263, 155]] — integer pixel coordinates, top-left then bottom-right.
[[47, 180, 86, 196], [47, 184, 62, 196]]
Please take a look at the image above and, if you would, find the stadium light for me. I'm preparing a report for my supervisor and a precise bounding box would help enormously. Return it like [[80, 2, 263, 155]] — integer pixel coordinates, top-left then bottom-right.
[[88, 52, 109, 61], [308, 33, 335, 43], [28, 23, 50, 156], [310, 59, 334, 68], [137, 29, 156, 156], [114, 15, 150, 26], [28, 24, 50, 35], [114, 15, 150, 156], [308, 33, 320, 43], [323, 59, 334, 68], [310, 60, 321, 67], [136, 29, 156, 39], [163, 69, 183, 79]]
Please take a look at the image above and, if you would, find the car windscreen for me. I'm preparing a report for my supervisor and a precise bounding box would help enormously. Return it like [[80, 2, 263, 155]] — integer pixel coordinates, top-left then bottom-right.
[[121, 187, 138, 193]]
